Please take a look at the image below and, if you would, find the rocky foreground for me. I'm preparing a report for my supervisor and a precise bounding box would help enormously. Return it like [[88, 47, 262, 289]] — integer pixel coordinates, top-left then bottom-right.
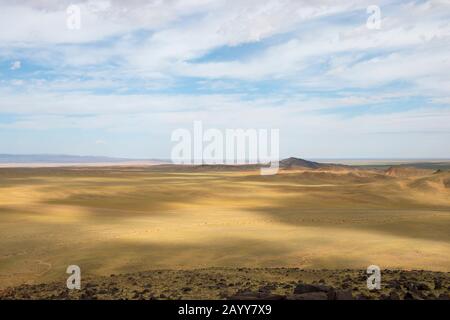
[[1, 268, 449, 300]]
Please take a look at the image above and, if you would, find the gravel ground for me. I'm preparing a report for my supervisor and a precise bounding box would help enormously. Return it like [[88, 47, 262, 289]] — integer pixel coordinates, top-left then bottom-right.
[[1, 268, 449, 300]]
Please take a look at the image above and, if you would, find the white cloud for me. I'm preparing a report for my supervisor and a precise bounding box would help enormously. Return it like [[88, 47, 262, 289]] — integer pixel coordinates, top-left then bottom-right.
[[1, 0, 450, 157], [3, 0, 449, 90], [10, 60, 21, 70]]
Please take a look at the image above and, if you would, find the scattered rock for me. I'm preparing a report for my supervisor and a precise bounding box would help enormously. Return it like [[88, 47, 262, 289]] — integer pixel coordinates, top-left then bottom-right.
[[404, 292, 421, 300], [341, 282, 351, 289], [388, 291, 401, 300], [259, 284, 277, 292], [438, 293, 449, 300], [227, 289, 286, 300], [433, 278, 442, 290], [387, 280, 401, 290], [427, 293, 437, 299], [258, 293, 286, 300], [328, 289, 353, 300], [293, 283, 331, 294], [288, 292, 328, 300], [1, 269, 447, 300], [416, 283, 430, 291], [132, 292, 142, 299]]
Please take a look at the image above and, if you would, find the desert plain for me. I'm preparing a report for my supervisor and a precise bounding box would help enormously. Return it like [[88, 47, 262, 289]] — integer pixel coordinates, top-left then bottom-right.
[[0, 161, 449, 299]]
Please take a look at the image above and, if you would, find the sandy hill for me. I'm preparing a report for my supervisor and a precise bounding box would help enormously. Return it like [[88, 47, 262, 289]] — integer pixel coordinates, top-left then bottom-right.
[[385, 166, 436, 177], [408, 170, 450, 191]]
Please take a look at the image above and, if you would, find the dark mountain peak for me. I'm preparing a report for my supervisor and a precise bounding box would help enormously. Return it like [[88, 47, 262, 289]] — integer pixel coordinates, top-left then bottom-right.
[[279, 157, 322, 169]]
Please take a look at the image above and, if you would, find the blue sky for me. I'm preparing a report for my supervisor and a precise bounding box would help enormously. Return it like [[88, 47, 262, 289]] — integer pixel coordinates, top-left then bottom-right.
[[0, 0, 449, 159]]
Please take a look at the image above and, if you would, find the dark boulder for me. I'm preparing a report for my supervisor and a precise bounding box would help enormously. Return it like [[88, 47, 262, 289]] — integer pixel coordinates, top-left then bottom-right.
[[404, 292, 422, 300], [228, 290, 286, 300], [288, 292, 328, 300], [293, 283, 331, 294], [433, 278, 442, 290], [438, 293, 449, 300], [328, 289, 353, 300], [416, 283, 430, 291], [388, 291, 401, 300]]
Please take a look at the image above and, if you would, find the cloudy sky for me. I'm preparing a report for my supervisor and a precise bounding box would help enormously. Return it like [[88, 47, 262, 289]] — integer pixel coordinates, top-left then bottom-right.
[[0, 0, 449, 159]]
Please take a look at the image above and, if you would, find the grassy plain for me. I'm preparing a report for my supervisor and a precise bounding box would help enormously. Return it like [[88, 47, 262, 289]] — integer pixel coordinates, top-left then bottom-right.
[[0, 166, 449, 289]]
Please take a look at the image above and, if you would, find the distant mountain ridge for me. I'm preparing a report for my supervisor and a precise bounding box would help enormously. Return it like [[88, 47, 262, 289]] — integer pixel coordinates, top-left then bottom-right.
[[0, 155, 337, 166], [0, 154, 154, 164], [279, 157, 346, 169], [279, 157, 322, 169], [2, 155, 447, 172]]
